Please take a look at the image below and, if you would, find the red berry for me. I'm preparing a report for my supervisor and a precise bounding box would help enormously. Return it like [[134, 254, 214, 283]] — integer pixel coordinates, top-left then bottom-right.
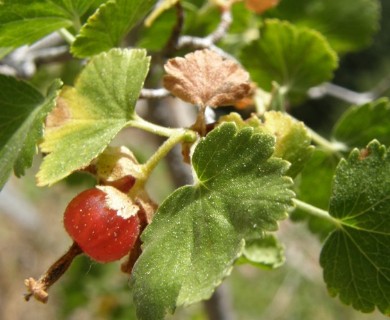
[[63, 187, 140, 263]]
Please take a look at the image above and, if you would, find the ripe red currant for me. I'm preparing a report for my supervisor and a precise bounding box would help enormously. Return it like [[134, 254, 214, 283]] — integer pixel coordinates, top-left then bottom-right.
[[63, 186, 140, 263]]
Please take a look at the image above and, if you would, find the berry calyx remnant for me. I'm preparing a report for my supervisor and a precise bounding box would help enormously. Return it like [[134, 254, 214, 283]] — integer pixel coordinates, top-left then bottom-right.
[[94, 146, 142, 193]]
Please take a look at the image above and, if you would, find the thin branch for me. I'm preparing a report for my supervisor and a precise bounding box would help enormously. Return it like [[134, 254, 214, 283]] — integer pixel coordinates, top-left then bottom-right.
[[162, 1, 185, 55], [0, 32, 69, 78], [140, 88, 170, 99], [176, 5, 237, 62], [205, 8, 232, 43], [308, 83, 373, 104], [309, 78, 390, 105]]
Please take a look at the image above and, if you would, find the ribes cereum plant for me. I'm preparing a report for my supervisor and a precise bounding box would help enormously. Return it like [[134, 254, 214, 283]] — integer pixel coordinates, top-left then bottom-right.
[[0, 0, 389, 319]]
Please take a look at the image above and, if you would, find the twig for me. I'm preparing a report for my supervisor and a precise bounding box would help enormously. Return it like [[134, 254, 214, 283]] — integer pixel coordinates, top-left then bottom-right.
[[162, 1, 185, 55], [308, 83, 373, 104], [176, 5, 237, 62], [140, 88, 170, 99], [205, 8, 232, 43], [309, 78, 390, 105], [0, 32, 69, 78]]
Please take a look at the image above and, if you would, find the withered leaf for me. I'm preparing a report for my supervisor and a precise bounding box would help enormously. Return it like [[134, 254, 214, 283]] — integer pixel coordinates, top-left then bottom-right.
[[245, 0, 279, 14], [163, 49, 251, 107]]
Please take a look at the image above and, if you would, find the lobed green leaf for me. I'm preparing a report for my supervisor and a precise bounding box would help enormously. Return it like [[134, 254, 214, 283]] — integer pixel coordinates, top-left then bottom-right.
[[320, 141, 390, 315], [71, 0, 155, 58], [269, 0, 380, 53], [332, 98, 390, 149], [0, 0, 70, 47], [36, 48, 150, 186], [240, 19, 338, 99], [131, 123, 294, 320], [0, 76, 61, 189], [218, 112, 313, 178]]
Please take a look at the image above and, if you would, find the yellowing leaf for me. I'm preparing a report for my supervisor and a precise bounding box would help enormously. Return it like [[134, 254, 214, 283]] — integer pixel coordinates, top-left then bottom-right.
[[37, 49, 150, 186]]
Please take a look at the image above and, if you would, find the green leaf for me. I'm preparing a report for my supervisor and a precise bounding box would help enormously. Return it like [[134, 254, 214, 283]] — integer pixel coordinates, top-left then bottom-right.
[[262, 111, 313, 178], [240, 19, 338, 99], [71, 0, 155, 58], [332, 98, 390, 149], [0, 0, 72, 47], [144, 0, 178, 27], [291, 149, 338, 239], [136, 7, 177, 52], [36, 48, 150, 186], [237, 234, 285, 269], [0, 76, 61, 189], [56, 0, 103, 17], [218, 111, 313, 178], [320, 141, 390, 315], [270, 0, 380, 53], [131, 123, 294, 320]]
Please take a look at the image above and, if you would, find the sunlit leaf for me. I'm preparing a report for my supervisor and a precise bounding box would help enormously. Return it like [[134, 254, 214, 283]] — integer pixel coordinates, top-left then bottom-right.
[[240, 19, 338, 99], [270, 0, 380, 53], [320, 141, 390, 315], [71, 0, 155, 57], [333, 98, 390, 149], [131, 123, 294, 319], [37, 49, 150, 186]]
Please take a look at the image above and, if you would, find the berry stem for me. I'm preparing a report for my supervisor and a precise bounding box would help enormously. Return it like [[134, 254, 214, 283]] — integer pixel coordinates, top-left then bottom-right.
[[144, 131, 193, 178], [24, 242, 83, 303], [129, 129, 197, 197]]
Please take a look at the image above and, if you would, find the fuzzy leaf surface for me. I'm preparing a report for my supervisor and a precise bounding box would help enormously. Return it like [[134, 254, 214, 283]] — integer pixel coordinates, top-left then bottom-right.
[[320, 141, 390, 315], [218, 112, 313, 178], [270, 0, 380, 53], [164, 49, 251, 107], [71, 0, 155, 57], [131, 123, 294, 320], [37, 49, 150, 186], [333, 98, 390, 149], [240, 19, 337, 97], [262, 111, 313, 177], [0, 76, 61, 189]]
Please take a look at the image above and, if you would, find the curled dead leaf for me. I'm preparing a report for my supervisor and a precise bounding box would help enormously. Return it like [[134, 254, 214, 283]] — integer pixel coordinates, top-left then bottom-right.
[[163, 49, 251, 108], [245, 0, 279, 13]]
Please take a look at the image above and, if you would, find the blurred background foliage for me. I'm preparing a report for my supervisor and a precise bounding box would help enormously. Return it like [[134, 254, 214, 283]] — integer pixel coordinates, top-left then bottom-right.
[[0, 0, 389, 319]]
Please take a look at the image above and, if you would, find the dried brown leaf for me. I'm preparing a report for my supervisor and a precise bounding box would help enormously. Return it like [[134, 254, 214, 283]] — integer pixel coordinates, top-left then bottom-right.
[[245, 0, 279, 14], [163, 49, 251, 107]]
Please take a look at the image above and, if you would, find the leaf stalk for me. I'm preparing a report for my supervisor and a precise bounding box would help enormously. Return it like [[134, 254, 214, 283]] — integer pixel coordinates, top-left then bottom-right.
[[128, 115, 196, 141], [57, 28, 75, 44], [293, 199, 341, 228]]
